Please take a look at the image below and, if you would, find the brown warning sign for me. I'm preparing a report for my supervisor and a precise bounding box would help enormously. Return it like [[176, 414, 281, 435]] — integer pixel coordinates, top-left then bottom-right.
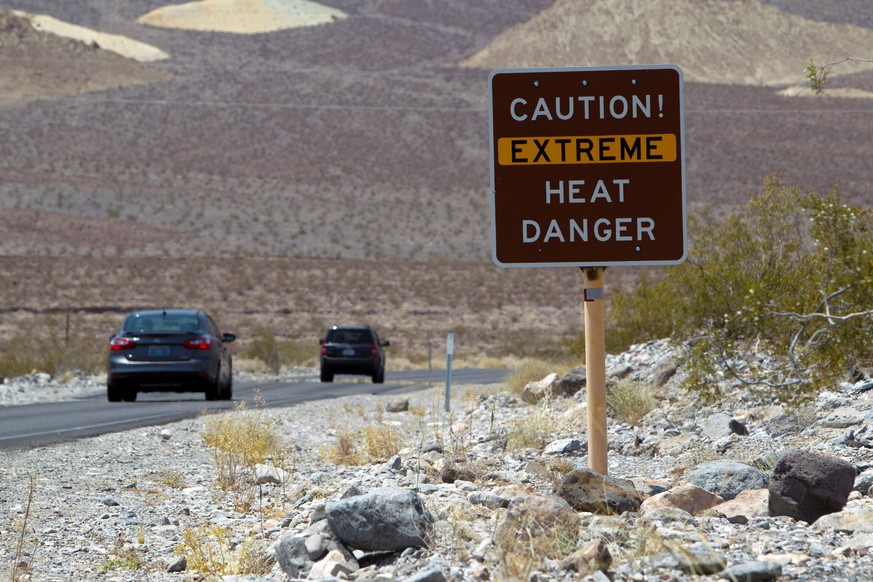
[[489, 65, 686, 267]]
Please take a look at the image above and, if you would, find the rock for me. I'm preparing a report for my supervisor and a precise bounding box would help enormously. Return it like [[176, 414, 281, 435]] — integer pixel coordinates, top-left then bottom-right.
[[640, 483, 723, 516], [556, 468, 643, 514], [166, 555, 186, 572], [326, 488, 434, 552], [552, 367, 586, 397], [521, 373, 558, 404], [440, 464, 477, 483], [308, 549, 354, 579], [403, 568, 448, 582], [273, 535, 314, 579], [687, 459, 769, 500], [702, 412, 749, 440], [820, 406, 867, 428], [768, 448, 856, 524], [854, 468, 873, 493], [386, 399, 409, 412], [651, 544, 726, 575], [713, 488, 770, 520], [717, 560, 782, 581], [561, 540, 612, 573], [543, 437, 585, 456], [255, 463, 289, 485], [522, 368, 586, 404], [811, 501, 873, 533]]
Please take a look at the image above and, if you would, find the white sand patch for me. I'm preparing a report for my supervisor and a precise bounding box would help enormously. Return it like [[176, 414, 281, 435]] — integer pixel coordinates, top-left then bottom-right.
[[12, 10, 169, 62], [138, 0, 346, 34], [462, 0, 873, 88]]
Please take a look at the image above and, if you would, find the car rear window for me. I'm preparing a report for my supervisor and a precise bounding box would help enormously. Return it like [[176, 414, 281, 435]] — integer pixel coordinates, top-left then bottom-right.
[[125, 314, 200, 334], [327, 329, 372, 344]]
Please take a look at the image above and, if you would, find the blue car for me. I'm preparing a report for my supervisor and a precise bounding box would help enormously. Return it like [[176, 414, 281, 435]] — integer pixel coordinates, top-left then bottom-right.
[[107, 309, 235, 402]]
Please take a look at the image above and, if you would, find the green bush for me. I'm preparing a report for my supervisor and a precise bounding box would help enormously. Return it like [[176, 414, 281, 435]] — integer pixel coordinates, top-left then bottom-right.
[[593, 177, 872, 404]]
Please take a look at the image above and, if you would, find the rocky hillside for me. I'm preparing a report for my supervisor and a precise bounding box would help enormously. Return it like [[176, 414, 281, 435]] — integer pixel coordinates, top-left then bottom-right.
[[2, 340, 873, 580]]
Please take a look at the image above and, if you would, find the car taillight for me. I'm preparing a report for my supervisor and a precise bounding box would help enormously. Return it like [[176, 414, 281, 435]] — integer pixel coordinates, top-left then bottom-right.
[[321, 344, 328, 356], [370, 345, 378, 357], [110, 337, 136, 351], [183, 337, 213, 350]]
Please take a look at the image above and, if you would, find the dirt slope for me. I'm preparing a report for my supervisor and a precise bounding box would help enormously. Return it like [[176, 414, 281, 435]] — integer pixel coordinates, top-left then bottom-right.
[[0, 9, 170, 106]]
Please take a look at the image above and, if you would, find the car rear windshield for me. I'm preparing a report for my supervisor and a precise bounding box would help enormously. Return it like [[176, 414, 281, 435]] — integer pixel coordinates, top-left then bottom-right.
[[327, 329, 373, 344], [124, 314, 200, 334]]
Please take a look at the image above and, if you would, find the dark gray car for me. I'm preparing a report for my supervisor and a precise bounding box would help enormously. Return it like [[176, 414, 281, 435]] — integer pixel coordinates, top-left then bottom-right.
[[319, 325, 388, 383], [107, 309, 235, 402]]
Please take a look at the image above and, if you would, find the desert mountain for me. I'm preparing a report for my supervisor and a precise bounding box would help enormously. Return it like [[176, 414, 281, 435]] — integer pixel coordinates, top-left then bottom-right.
[[463, 0, 873, 91], [0, 0, 871, 261]]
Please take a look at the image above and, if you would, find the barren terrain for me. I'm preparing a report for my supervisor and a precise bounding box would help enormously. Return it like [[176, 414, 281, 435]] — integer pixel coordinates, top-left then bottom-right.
[[1, 0, 872, 361]]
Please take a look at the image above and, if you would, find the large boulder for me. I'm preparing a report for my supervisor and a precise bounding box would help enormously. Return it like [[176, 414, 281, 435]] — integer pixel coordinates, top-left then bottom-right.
[[326, 487, 434, 552], [640, 483, 724, 516], [687, 459, 769, 501], [768, 448, 856, 524], [521, 368, 586, 404], [557, 468, 643, 514]]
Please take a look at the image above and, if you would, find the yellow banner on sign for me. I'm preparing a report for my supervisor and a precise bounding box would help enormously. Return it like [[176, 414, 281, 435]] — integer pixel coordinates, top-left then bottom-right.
[[497, 134, 677, 165]]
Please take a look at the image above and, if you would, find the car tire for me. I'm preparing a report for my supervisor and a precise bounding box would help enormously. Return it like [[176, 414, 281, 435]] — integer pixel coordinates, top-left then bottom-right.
[[205, 379, 219, 401], [372, 367, 385, 384], [123, 389, 138, 402], [107, 384, 123, 402], [219, 374, 233, 400], [320, 367, 334, 383]]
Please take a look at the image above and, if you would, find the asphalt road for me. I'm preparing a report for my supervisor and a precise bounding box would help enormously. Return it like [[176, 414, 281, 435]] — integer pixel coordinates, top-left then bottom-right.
[[0, 369, 507, 450]]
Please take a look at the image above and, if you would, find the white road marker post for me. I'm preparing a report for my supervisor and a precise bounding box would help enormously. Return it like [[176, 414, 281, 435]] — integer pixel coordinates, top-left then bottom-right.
[[445, 331, 454, 412], [583, 267, 608, 475]]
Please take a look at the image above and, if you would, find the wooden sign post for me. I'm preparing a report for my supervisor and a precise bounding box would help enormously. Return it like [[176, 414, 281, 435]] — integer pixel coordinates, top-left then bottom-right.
[[488, 65, 687, 475], [583, 267, 607, 474]]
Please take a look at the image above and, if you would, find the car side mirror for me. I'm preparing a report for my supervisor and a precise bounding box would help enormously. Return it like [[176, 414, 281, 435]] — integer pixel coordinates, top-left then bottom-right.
[[319, 339, 325, 345], [222, 333, 236, 343], [382, 340, 390, 347]]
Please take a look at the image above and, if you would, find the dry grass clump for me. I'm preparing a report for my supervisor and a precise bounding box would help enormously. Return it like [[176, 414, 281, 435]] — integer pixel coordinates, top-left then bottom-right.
[[505, 396, 587, 452], [494, 499, 580, 579], [176, 524, 271, 577], [606, 378, 656, 426], [200, 401, 282, 490], [325, 422, 404, 465]]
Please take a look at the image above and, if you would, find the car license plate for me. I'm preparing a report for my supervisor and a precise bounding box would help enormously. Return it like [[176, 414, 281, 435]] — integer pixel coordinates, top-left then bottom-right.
[[149, 345, 170, 357], [343, 348, 355, 356]]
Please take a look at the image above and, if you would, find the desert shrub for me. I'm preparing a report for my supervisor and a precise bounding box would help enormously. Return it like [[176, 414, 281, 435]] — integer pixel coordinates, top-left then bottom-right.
[[324, 421, 403, 465], [201, 402, 281, 490], [597, 177, 872, 404], [607, 379, 655, 426], [101, 534, 146, 572], [0, 331, 104, 378], [241, 327, 317, 370], [176, 524, 271, 577]]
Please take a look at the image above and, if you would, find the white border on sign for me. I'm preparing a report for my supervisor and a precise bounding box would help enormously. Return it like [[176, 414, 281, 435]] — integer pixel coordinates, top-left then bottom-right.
[[488, 64, 687, 268]]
